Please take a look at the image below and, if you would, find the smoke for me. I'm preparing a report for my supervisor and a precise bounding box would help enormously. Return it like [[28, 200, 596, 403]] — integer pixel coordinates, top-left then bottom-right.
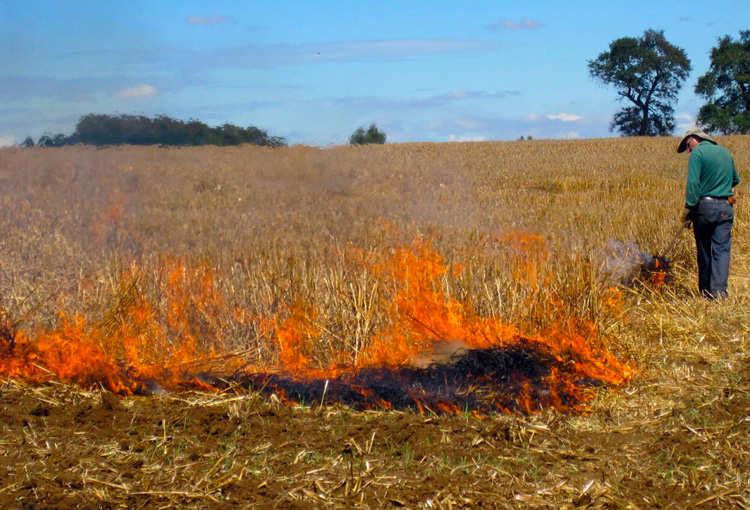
[[597, 239, 654, 284]]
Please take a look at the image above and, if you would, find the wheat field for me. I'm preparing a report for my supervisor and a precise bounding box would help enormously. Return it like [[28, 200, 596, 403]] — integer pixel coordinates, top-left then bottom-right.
[[0, 137, 748, 508]]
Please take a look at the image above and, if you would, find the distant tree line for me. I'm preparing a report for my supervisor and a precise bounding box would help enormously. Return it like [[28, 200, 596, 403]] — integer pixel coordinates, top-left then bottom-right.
[[22, 114, 287, 148]]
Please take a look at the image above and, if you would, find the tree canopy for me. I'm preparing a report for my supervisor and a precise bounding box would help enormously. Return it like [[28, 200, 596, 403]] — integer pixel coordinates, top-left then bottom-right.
[[28, 114, 287, 148], [349, 123, 387, 145], [588, 29, 691, 136], [695, 30, 750, 134]]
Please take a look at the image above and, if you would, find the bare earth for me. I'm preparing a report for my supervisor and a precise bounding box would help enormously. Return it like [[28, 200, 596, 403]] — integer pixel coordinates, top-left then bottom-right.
[[1, 356, 748, 510]]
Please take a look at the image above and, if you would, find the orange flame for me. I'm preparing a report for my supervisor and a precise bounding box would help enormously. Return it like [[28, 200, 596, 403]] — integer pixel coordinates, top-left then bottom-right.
[[0, 235, 634, 413], [650, 259, 668, 288], [0, 258, 236, 394], [267, 237, 633, 412]]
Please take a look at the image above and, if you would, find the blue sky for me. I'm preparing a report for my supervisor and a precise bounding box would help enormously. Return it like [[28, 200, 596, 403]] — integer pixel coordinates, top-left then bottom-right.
[[1, 1, 747, 147]]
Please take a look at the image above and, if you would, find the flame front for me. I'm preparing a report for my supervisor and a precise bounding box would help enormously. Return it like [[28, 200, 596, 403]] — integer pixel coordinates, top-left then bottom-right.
[[0, 258, 233, 394], [0, 236, 634, 414]]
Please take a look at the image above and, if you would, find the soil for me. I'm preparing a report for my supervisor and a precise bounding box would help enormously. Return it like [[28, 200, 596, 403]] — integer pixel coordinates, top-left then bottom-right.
[[1, 374, 749, 509]]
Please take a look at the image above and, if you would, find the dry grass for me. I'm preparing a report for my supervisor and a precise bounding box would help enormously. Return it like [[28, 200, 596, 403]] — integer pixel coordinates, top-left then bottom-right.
[[0, 136, 749, 508]]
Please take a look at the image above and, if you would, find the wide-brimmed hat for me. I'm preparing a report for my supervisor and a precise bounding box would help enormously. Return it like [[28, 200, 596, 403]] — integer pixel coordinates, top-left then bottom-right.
[[677, 127, 717, 153]]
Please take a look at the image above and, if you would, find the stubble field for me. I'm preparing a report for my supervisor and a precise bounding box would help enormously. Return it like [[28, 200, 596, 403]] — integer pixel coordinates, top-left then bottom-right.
[[0, 137, 749, 509]]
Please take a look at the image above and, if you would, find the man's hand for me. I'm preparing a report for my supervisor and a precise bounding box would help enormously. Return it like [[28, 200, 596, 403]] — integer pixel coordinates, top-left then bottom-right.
[[681, 207, 694, 229]]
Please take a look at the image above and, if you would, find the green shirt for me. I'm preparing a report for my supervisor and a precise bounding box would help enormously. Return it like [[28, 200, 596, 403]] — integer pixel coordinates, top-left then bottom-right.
[[685, 141, 740, 208]]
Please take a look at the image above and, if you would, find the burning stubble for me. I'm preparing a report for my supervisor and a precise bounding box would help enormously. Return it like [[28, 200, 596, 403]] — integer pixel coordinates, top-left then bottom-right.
[[3, 138, 732, 414], [0, 237, 633, 414], [598, 239, 673, 289]]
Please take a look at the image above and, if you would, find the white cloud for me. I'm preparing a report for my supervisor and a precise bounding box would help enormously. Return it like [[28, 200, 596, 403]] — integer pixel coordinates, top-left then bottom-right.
[[485, 18, 544, 31], [0, 135, 15, 147], [448, 135, 486, 142], [424, 118, 491, 138], [186, 14, 235, 26], [547, 113, 581, 122], [675, 119, 695, 133], [675, 113, 695, 132], [116, 84, 160, 100], [446, 91, 469, 100], [411, 90, 518, 107], [524, 113, 541, 121], [559, 131, 580, 139], [457, 119, 485, 130]]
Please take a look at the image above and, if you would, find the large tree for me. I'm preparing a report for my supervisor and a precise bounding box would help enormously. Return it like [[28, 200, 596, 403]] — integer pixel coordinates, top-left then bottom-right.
[[588, 29, 691, 136], [695, 30, 750, 134]]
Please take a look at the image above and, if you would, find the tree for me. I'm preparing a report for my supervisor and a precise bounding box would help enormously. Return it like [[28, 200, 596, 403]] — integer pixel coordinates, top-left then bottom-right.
[[37, 133, 68, 147], [349, 123, 387, 145], [695, 30, 750, 134], [588, 29, 691, 136]]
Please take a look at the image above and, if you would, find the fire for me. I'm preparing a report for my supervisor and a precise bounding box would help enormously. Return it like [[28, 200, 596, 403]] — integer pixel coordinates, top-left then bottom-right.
[[0, 258, 236, 394], [245, 236, 633, 413], [640, 255, 671, 289], [0, 236, 634, 414], [650, 258, 668, 288]]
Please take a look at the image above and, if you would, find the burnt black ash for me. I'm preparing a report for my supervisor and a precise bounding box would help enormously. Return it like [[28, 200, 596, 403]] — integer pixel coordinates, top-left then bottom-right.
[[222, 343, 603, 415]]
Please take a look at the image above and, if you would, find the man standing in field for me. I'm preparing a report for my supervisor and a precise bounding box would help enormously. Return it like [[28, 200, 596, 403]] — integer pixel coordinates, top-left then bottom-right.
[[678, 127, 740, 299]]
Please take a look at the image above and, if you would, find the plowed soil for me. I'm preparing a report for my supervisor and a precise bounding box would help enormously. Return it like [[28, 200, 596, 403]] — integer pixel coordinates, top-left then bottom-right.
[[2, 361, 749, 510]]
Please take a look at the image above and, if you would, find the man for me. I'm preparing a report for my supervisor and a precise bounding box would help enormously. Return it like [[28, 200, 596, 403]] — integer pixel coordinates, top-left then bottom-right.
[[677, 127, 740, 299]]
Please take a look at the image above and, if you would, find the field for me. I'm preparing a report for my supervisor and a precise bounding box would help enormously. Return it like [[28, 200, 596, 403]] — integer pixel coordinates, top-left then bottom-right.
[[0, 137, 749, 509]]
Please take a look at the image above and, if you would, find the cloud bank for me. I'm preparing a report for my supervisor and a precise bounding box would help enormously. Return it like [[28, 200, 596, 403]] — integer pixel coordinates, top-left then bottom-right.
[[485, 18, 544, 31], [411, 90, 520, 107], [547, 113, 581, 122], [115, 84, 160, 99]]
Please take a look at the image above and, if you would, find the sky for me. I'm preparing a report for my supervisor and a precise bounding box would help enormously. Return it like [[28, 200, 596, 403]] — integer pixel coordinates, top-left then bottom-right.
[[0, 0, 747, 147]]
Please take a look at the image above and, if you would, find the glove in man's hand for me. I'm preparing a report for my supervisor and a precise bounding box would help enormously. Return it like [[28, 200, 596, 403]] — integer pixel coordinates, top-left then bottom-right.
[[681, 207, 694, 229]]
